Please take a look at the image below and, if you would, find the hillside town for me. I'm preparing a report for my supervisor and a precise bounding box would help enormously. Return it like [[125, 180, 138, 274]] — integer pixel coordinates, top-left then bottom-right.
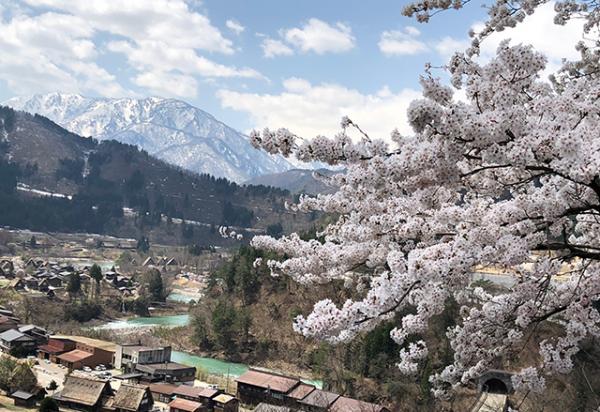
[[0, 254, 393, 411], [0, 301, 391, 412]]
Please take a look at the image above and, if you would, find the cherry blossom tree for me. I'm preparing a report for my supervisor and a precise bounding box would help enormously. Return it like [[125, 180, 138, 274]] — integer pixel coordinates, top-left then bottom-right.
[[248, 0, 600, 399]]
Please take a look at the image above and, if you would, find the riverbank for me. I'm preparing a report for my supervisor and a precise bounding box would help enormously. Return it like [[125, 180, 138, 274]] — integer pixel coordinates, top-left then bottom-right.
[[92, 313, 322, 388]]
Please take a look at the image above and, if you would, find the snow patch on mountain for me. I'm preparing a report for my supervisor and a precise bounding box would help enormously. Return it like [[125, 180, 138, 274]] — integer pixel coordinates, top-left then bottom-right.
[[4, 93, 293, 182]]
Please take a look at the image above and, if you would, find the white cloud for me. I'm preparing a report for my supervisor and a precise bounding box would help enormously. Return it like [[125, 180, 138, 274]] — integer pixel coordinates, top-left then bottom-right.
[[283, 18, 355, 54], [475, 2, 585, 62], [134, 71, 198, 98], [107, 39, 263, 84], [226, 19, 245, 35], [2, 0, 263, 98], [379, 27, 428, 56], [432, 2, 589, 73], [217, 78, 421, 140], [434, 36, 470, 59], [261, 38, 294, 58], [22, 0, 235, 54], [0, 11, 126, 96]]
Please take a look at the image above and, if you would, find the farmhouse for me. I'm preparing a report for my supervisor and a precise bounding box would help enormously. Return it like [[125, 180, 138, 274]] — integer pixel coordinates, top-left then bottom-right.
[[0, 329, 36, 354], [329, 396, 391, 412], [213, 393, 239, 412], [112, 383, 154, 412], [172, 385, 219, 409], [149, 383, 178, 403], [236, 369, 300, 406], [53, 375, 113, 411], [10, 390, 36, 408], [297, 389, 340, 412]]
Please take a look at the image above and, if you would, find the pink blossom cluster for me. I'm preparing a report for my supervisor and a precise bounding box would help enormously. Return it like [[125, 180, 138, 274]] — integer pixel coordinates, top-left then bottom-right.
[[248, 0, 600, 398]]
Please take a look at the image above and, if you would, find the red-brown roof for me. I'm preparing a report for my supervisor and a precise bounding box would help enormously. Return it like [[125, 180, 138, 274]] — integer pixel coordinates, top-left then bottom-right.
[[329, 396, 388, 412], [236, 369, 300, 393], [298, 389, 340, 408], [57, 349, 93, 363], [173, 385, 218, 399], [37, 344, 65, 354], [168, 398, 202, 412], [149, 383, 178, 395], [287, 383, 315, 400]]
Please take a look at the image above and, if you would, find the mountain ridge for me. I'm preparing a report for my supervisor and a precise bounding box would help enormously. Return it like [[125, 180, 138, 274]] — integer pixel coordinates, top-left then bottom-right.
[[4, 92, 293, 183], [0, 105, 315, 245]]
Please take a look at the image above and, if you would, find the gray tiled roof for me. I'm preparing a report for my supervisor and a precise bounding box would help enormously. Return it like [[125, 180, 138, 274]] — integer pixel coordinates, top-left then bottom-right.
[[0, 329, 32, 342]]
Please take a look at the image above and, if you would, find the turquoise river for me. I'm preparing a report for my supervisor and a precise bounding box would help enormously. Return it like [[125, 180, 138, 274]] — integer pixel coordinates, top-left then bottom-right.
[[98, 314, 322, 387]]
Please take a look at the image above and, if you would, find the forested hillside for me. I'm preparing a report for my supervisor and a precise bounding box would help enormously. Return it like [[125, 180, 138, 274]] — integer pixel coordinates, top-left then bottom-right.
[[0, 106, 315, 245]]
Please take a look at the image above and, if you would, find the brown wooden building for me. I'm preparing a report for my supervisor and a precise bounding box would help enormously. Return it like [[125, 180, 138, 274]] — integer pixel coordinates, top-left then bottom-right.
[[297, 389, 340, 412], [38, 337, 76, 362], [329, 396, 391, 412], [10, 391, 36, 408], [235, 369, 300, 406], [149, 383, 178, 403], [112, 383, 154, 412], [53, 375, 113, 411], [212, 394, 239, 412], [168, 398, 207, 412], [172, 385, 219, 409]]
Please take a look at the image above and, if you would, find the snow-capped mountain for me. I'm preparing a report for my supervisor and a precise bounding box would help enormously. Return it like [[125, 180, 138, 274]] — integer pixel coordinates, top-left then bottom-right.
[[4, 92, 292, 182]]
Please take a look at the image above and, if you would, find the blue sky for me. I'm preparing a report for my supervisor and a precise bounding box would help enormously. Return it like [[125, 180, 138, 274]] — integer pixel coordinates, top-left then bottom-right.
[[0, 0, 585, 139]]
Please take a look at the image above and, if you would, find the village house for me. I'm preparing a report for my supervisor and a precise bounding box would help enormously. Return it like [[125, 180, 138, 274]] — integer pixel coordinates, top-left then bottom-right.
[[328, 396, 391, 412], [38, 337, 76, 363], [23, 275, 39, 290], [105, 270, 118, 281], [235, 369, 300, 406], [0, 329, 36, 354], [168, 398, 206, 412], [253, 404, 292, 412], [172, 385, 219, 409], [297, 390, 340, 412], [18, 324, 48, 343], [0, 307, 15, 317], [212, 394, 239, 412], [10, 391, 37, 408], [6, 278, 24, 291], [112, 383, 154, 412], [166, 258, 179, 267], [0, 315, 19, 332], [142, 257, 156, 267], [24, 258, 41, 271], [235, 369, 389, 412], [1, 259, 14, 273], [149, 383, 178, 403], [286, 383, 316, 405], [0, 266, 12, 280], [135, 362, 196, 384], [53, 335, 116, 370], [112, 275, 132, 288], [53, 375, 114, 411]]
